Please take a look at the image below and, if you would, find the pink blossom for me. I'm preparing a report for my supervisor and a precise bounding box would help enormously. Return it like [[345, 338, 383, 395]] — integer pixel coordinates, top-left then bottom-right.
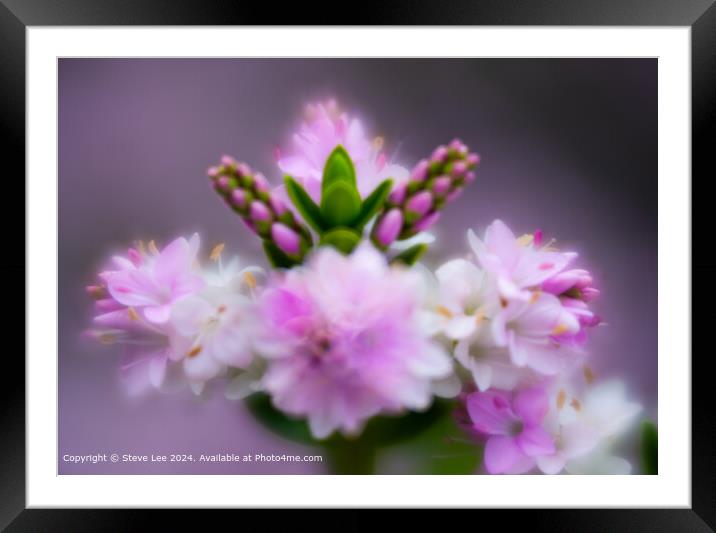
[[106, 235, 204, 323], [254, 244, 454, 438], [468, 220, 575, 302], [491, 291, 582, 374], [467, 387, 555, 474], [275, 99, 408, 201]]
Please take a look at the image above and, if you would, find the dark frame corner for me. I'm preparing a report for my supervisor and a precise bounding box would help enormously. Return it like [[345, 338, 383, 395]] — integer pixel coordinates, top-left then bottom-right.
[[3, 0, 712, 529]]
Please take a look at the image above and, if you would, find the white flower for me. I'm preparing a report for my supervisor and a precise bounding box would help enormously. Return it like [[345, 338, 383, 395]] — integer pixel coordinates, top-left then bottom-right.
[[536, 379, 642, 474], [170, 287, 255, 387], [425, 258, 499, 341]]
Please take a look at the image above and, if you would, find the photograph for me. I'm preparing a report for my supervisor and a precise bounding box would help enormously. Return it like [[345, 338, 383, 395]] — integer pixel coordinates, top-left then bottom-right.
[[58, 57, 657, 476]]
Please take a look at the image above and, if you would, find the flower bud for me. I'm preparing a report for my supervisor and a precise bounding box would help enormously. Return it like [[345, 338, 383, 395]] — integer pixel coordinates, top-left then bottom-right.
[[254, 172, 270, 193], [431, 145, 448, 164], [231, 189, 248, 209], [389, 180, 408, 204], [432, 175, 452, 196], [413, 211, 440, 232], [373, 208, 403, 248], [249, 201, 272, 223], [446, 188, 463, 203], [271, 223, 301, 257], [405, 191, 433, 217], [410, 159, 429, 183]]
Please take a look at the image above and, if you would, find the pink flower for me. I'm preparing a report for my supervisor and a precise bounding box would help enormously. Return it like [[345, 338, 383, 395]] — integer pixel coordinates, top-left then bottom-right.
[[469, 220, 600, 349], [491, 291, 581, 374], [254, 244, 454, 438], [467, 386, 555, 474], [106, 235, 204, 323], [275, 99, 408, 201], [87, 238, 262, 395], [468, 220, 575, 302]]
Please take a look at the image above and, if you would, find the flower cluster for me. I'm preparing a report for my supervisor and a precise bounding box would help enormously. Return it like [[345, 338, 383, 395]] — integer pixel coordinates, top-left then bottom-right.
[[85, 99, 645, 475], [85, 235, 262, 395]]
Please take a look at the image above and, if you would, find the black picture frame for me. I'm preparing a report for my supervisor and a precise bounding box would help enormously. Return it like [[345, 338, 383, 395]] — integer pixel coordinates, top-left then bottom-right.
[[2, 0, 711, 529]]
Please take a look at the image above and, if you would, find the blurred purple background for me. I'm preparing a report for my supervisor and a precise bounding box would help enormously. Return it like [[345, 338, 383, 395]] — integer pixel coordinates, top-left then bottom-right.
[[58, 58, 657, 474]]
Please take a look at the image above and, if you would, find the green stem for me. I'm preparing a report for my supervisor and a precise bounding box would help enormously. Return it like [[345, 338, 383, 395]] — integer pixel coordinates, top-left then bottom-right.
[[325, 438, 377, 474]]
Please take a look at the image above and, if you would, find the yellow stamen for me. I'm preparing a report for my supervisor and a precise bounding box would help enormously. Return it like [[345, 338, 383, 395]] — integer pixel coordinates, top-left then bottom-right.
[[551, 324, 570, 336], [243, 271, 257, 289], [516, 234, 534, 247], [147, 240, 159, 255], [556, 389, 566, 410], [210, 243, 225, 262], [136, 240, 146, 255], [99, 333, 116, 345], [373, 136, 385, 151], [475, 309, 487, 324], [187, 345, 202, 358], [530, 290, 542, 304], [570, 398, 582, 412], [583, 365, 595, 384], [435, 305, 454, 319], [127, 307, 140, 321]]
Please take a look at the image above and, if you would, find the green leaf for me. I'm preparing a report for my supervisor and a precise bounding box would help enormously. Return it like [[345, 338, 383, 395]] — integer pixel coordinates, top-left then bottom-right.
[[262, 240, 298, 269], [322, 145, 357, 194], [390, 243, 428, 266], [640, 421, 658, 475], [319, 227, 361, 255], [353, 179, 393, 231], [320, 181, 362, 227], [284, 176, 325, 232]]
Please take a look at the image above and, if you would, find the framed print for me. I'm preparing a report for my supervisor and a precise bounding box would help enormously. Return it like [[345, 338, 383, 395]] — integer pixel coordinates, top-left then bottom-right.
[[3, 0, 712, 529]]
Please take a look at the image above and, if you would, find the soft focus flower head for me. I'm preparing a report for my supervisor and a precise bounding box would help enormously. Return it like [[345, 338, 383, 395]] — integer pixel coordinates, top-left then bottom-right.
[[275, 99, 409, 201], [467, 386, 555, 474], [254, 243, 455, 438], [87, 237, 263, 395]]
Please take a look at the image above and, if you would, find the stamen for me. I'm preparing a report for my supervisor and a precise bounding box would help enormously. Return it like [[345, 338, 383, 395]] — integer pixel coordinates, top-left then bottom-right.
[[210, 243, 225, 261], [435, 305, 453, 318], [127, 307, 140, 321], [99, 332, 117, 345], [583, 365, 595, 384], [556, 389, 566, 409], [373, 136, 385, 151], [147, 240, 159, 255], [516, 234, 534, 247], [243, 271, 257, 289], [551, 324, 570, 336], [530, 290, 542, 304], [136, 240, 146, 255], [187, 345, 202, 358], [500, 297, 508, 308], [217, 305, 227, 314], [570, 398, 582, 412]]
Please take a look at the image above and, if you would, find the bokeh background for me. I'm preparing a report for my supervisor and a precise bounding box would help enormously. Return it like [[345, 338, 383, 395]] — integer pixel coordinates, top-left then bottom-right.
[[58, 58, 657, 474]]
